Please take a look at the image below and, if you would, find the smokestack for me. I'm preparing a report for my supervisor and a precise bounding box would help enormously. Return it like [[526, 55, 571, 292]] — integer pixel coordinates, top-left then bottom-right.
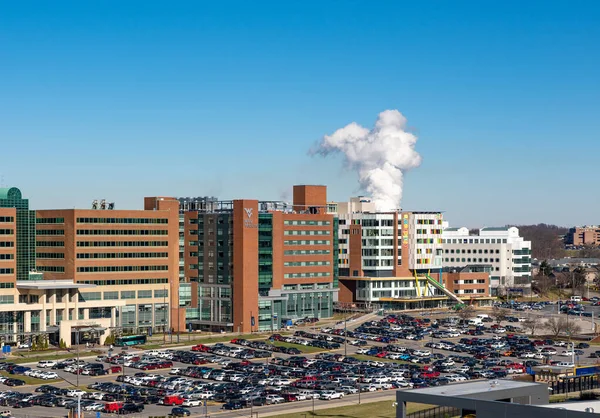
[[311, 110, 421, 211]]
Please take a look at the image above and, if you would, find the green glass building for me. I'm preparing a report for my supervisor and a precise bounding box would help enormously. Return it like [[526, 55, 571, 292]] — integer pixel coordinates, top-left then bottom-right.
[[0, 187, 35, 281]]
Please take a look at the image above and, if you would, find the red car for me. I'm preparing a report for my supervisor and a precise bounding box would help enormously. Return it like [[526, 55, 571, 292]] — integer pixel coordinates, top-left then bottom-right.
[[191, 344, 210, 352], [421, 371, 440, 378], [108, 366, 122, 373]]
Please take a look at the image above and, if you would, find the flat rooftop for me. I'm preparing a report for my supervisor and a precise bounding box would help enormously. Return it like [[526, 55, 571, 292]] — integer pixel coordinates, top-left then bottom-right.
[[404, 379, 542, 397], [16, 280, 96, 290]]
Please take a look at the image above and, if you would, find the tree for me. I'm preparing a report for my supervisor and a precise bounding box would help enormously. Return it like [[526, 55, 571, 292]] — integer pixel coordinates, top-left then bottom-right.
[[545, 317, 566, 337], [522, 318, 539, 336], [545, 316, 583, 337], [565, 320, 582, 337], [457, 306, 475, 321], [492, 306, 508, 324], [539, 260, 553, 277], [532, 276, 554, 296]]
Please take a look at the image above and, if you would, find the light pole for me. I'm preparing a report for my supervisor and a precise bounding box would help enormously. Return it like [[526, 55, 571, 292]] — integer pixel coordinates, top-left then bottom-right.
[[344, 312, 348, 357], [77, 392, 81, 418], [75, 327, 80, 388]]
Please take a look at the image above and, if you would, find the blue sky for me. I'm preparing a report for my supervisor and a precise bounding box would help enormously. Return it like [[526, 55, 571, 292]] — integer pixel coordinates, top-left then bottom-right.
[[1, 1, 599, 227]]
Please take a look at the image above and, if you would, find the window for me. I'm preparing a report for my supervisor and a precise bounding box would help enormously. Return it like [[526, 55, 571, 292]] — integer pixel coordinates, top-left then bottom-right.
[[0, 217, 14, 223], [76, 252, 168, 259], [104, 291, 119, 300], [77, 265, 168, 273], [79, 292, 101, 302], [76, 229, 168, 236], [36, 230, 64, 236], [121, 291, 135, 299], [76, 217, 168, 224], [138, 290, 152, 299], [76, 241, 168, 247], [36, 241, 65, 247], [36, 266, 64, 273], [36, 253, 65, 259], [36, 218, 64, 224], [283, 272, 331, 279], [154, 289, 168, 298], [0, 295, 13, 304]]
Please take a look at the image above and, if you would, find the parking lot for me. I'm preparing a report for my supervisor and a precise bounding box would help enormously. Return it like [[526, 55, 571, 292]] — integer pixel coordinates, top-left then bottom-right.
[[0, 306, 599, 417]]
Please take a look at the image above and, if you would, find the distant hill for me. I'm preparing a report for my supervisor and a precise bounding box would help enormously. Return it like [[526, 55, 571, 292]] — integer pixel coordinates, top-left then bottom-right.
[[513, 224, 568, 260]]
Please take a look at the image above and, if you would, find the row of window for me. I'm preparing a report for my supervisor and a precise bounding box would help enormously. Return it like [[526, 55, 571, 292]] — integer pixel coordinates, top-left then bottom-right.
[[362, 248, 395, 257], [284, 240, 331, 246], [415, 229, 442, 235], [77, 265, 168, 273], [0, 254, 14, 260], [0, 217, 14, 223], [0, 283, 13, 288], [0, 230, 13, 235], [77, 230, 168, 236], [36, 218, 64, 224], [416, 259, 432, 264], [284, 272, 331, 278], [77, 217, 169, 224], [416, 219, 443, 225], [37, 266, 65, 273], [0, 295, 13, 304], [37, 230, 64, 236], [284, 261, 331, 267], [445, 257, 500, 263], [416, 238, 442, 244], [446, 249, 500, 254], [444, 238, 508, 244], [78, 278, 169, 286], [77, 241, 168, 247], [284, 250, 331, 256], [36, 253, 65, 259], [37, 241, 65, 247], [283, 230, 330, 236], [363, 259, 395, 267], [283, 220, 331, 226], [453, 279, 487, 284], [76, 252, 168, 259], [0, 269, 13, 275]]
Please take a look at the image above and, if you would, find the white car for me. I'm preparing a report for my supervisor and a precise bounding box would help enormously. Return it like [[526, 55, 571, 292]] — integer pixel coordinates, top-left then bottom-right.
[[446, 374, 467, 382], [320, 391, 344, 400], [556, 361, 575, 367], [17, 342, 31, 349], [413, 350, 431, 357], [182, 399, 201, 407], [66, 390, 86, 398], [560, 350, 574, 356], [265, 394, 285, 404], [356, 348, 369, 354], [40, 371, 59, 380], [38, 360, 57, 368]]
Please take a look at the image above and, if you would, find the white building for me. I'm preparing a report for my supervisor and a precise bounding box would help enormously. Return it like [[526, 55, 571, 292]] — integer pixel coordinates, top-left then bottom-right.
[[442, 225, 532, 295]]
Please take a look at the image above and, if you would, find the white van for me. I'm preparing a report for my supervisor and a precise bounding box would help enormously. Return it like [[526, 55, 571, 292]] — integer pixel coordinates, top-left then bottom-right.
[[570, 296, 582, 302], [477, 314, 490, 320], [468, 318, 483, 326]]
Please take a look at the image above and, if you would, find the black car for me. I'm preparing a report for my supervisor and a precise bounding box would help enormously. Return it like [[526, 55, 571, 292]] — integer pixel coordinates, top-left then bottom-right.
[[577, 342, 590, 349], [5, 378, 25, 386], [118, 403, 144, 414], [171, 407, 191, 417], [222, 400, 245, 410]]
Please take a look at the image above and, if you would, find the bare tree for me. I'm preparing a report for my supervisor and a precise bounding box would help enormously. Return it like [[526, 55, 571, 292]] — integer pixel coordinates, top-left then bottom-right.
[[492, 306, 508, 324], [522, 318, 539, 336], [533, 276, 554, 296], [565, 320, 582, 337], [457, 306, 475, 321], [545, 317, 565, 337]]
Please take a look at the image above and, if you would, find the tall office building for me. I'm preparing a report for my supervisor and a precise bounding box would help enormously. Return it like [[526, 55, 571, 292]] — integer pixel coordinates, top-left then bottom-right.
[[0, 187, 181, 347], [181, 185, 338, 333], [0, 187, 35, 281], [442, 225, 532, 295]]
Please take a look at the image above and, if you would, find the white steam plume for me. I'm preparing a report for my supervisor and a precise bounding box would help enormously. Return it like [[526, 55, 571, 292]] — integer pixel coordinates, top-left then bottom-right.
[[312, 110, 421, 211]]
